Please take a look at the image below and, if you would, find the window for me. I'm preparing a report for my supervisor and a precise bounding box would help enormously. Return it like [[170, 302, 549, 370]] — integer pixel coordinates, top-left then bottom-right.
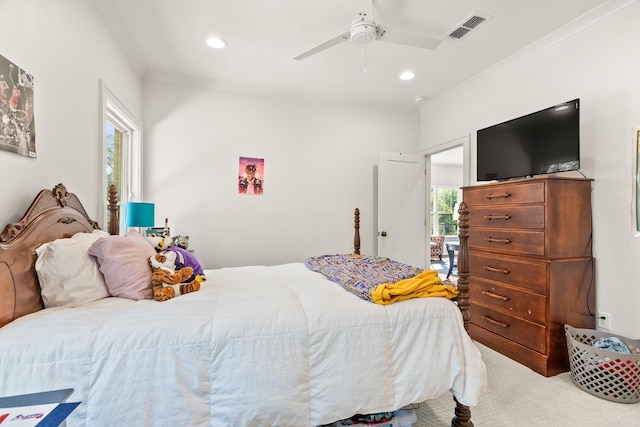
[[100, 81, 142, 233], [430, 186, 460, 237]]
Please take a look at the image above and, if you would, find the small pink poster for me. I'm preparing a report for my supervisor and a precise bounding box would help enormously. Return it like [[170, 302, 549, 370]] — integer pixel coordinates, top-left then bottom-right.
[[238, 157, 264, 195]]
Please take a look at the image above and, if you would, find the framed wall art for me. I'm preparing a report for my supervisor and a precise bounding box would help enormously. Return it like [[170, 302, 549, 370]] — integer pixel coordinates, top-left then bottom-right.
[[238, 156, 264, 195], [634, 128, 640, 236], [0, 53, 35, 158]]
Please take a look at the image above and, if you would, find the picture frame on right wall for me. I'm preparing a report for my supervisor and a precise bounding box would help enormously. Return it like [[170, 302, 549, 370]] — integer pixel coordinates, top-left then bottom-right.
[[634, 127, 640, 237]]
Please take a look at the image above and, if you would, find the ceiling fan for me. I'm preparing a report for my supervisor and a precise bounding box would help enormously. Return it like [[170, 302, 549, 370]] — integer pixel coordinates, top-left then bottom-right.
[[294, 0, 442, 60]]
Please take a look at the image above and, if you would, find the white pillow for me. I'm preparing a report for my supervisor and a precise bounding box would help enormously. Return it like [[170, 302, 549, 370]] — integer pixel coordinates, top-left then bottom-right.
[[35, 230, 111, 308]]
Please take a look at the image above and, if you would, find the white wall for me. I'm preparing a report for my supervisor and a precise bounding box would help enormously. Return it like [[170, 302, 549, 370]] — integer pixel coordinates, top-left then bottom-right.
[[432, 164, 463, 188], [0, 0, 141, 226], [142, 77, 419, 268], [419, 3, 640, 337]]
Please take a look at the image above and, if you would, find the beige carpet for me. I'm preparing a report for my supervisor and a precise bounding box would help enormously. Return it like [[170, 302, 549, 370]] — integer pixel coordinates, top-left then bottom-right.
[[414, 342, 640, 427]]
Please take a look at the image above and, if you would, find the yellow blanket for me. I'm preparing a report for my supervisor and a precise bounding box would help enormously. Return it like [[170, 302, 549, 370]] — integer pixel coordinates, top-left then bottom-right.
[[371, 269, 459, 305]]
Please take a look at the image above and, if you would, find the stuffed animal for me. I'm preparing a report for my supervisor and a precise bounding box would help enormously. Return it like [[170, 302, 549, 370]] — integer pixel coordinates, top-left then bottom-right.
[[146, 234, 206, 295], [146, 234, 189, 251], [146, 234, 205, 284], [146, 234, 174, 252], [149, 251, 200, 301], [170, 246, 205, 283], [172, 235, 189, 249]]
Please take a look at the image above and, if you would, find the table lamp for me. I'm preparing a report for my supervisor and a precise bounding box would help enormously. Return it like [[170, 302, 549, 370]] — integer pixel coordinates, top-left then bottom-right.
[[125, 202, 154, 234]]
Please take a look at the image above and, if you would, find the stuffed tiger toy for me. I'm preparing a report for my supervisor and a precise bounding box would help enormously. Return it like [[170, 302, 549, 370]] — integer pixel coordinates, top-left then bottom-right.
[[149, 251, 201, 301]]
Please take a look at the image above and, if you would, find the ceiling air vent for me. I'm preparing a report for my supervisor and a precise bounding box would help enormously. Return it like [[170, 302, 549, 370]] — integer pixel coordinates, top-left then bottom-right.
[[448, 12, 490, 40]]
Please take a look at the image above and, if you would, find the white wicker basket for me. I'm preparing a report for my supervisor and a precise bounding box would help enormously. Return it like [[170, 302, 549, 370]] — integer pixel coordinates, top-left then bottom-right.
[[565, 324, 640, 403]]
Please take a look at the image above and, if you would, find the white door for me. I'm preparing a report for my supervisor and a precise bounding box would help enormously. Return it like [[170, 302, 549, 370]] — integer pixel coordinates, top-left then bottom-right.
[[377, 152, 426, 268]]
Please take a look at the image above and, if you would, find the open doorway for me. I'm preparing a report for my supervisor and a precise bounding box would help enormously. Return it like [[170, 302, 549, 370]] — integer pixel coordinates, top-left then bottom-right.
[[423, 136, 469, 278]]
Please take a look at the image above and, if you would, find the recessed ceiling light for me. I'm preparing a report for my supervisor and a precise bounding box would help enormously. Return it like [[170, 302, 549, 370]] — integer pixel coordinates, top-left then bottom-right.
[[399, 71, 416, 81], [206, 37, 226, 49]]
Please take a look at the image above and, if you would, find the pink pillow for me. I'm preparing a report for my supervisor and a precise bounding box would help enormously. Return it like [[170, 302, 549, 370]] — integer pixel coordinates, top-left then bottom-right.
[[88, 230, 156, 300]]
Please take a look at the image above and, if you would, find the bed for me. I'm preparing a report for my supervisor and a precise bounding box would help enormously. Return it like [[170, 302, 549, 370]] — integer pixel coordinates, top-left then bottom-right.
[[0, 183, 486, 427]]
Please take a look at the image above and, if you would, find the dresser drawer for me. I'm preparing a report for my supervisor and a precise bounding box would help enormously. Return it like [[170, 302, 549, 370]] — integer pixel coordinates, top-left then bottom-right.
[[468, 228, 545, 256], [468, 205, 545, 229], [469, 252, 547, 293], [471, 302, 546, 353], [470, 278, 546, 324], [464, 181, 545, 206]]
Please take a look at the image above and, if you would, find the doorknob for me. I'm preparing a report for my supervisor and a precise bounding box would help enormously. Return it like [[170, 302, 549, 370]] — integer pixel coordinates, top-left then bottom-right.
[[380, 231, 387, 237]]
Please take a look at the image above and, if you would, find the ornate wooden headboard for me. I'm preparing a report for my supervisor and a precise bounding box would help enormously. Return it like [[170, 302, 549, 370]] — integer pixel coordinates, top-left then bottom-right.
[[0, 184, 101, 328]]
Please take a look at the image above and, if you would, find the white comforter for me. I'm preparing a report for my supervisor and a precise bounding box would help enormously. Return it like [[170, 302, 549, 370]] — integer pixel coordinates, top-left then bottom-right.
[[0, 263, 486, 426]]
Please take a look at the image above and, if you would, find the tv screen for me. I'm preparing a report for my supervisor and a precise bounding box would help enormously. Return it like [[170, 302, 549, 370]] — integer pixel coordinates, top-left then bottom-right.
[[476, 99, 580, 181]]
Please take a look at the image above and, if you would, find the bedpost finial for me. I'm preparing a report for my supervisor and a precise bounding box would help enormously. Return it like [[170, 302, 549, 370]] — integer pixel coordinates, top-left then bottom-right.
[[108, 184, 120, 235]]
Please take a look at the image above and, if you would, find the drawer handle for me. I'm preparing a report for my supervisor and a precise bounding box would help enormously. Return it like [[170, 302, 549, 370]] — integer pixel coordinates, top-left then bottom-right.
[[485, 192, 511, 200], [484, 237, 511, 244], [483, 214, 511, 221], [482, 315, 509, 328], [483, 265, 510, 274], [482, 290, 509, 301]]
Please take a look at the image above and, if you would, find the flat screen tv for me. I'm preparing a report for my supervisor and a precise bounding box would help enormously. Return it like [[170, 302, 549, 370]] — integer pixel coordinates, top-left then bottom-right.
[[476, 99, 580, 181]]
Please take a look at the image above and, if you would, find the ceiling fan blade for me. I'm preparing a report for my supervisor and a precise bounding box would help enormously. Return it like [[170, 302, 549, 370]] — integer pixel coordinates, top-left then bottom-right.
[[294, 30, 350, 60], [376, 23, 441, 50]]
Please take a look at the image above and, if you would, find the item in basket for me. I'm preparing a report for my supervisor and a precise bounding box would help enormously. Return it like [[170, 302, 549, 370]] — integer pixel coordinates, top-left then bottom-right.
[[597, 358, 640, 396], [592, 336, 631, 354]]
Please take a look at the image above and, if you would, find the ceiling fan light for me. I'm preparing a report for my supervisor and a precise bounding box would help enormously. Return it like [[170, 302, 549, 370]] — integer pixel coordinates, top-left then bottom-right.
[[206, 37, 226, 49], [399, 71, 415, 81]]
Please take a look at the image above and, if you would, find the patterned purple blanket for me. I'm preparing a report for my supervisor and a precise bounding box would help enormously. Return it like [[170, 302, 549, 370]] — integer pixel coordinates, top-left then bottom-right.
[[304, 254, 423, 302]]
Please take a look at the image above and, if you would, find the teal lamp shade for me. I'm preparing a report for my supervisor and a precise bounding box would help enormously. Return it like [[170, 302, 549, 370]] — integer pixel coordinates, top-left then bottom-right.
[[125, 202, 155, 228]]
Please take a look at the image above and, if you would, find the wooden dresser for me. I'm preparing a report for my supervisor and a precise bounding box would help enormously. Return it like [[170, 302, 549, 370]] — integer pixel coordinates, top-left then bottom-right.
[[462, 176, 595, 376]]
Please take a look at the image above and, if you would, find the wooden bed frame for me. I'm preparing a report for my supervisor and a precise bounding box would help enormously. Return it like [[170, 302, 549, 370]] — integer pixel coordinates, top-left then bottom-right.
[[0, 184, 101, 328], [0, 183, 474, 427]]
